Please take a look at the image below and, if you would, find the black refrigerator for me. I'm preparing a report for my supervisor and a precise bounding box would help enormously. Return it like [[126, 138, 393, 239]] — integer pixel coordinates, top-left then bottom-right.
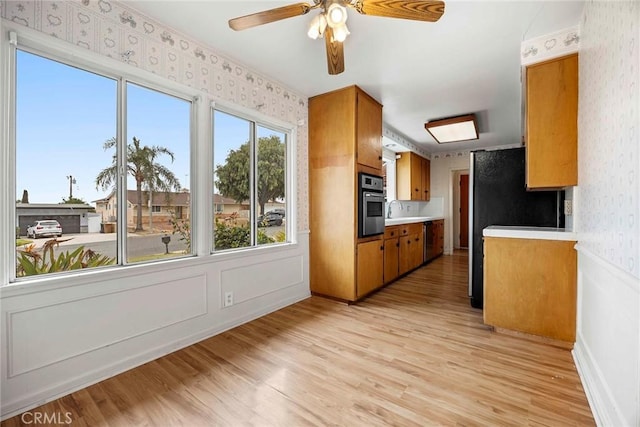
[[468, 147, 563, 309]]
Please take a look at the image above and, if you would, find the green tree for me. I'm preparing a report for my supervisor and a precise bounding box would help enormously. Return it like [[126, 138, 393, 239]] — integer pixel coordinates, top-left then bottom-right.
[[60, 196, 87, 204], [96, 136, 181, 232], [215, 136, 285, 215]]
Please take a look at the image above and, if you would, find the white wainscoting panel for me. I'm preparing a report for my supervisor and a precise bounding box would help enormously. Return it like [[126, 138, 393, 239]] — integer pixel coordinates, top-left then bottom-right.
[[573, 245, 640, 427], [0, 233, 310, 420], [8, 274, 207, 377], [220, 255, 304, 305]]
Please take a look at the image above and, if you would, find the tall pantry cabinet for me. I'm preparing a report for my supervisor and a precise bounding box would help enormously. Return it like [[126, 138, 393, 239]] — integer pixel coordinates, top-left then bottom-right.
[[309, 85, 384, 302]]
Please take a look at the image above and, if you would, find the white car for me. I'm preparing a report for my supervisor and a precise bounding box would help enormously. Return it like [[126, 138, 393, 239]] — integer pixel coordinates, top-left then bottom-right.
[[27, 220, 63, 238]]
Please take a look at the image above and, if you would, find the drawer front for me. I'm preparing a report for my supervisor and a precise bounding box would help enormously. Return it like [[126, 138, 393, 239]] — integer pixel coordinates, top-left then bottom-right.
[[384, 225, 400, 240]]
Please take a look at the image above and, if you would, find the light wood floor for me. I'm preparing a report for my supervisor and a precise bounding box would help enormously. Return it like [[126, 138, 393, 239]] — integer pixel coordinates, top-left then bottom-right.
[[2, 251, 594, 426]]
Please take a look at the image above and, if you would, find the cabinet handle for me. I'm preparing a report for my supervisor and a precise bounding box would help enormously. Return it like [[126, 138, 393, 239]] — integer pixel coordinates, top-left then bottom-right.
[[378, 155, 382, 160], [396, 243, 399, 247], [415, 238, 419, 242], [380, 246, 384, 250], [390, 232, 394, 236]]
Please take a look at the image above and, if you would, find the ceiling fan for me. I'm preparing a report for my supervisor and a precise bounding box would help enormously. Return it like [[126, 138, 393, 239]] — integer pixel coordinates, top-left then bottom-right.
[[228, 0, 445, 75]]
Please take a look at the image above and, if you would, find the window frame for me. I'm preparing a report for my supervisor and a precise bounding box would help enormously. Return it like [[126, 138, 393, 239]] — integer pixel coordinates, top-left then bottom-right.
[[211, 102, 295, 252], [0, 23, 298, 289]]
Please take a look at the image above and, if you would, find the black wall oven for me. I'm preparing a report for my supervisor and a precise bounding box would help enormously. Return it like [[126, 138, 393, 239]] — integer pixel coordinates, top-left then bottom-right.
[[358, 173, 385, 238]]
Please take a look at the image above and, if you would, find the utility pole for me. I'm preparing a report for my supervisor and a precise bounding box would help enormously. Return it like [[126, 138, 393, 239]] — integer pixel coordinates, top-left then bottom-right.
[[66, 175, 76, 200]]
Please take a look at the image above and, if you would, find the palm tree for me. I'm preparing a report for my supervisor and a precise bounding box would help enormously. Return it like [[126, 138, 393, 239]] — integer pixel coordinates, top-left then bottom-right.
[[96, 136, 181, 232]]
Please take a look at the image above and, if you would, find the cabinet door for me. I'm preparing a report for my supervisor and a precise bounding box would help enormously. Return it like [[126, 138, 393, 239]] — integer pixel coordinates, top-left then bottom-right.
[[398, 235, 412, 275], [383, 238, 399, 284], [526, 54, 578, 188], [410, 232, 423, 269], [410, 154, 422, 201], [357, 240, 384, 298], [356, 90, 383, 171], [421, 158, 431, 201], [435, 220, 444, 255]]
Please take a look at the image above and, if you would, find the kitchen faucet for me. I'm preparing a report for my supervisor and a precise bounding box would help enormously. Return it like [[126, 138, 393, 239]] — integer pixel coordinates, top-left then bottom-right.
[[387, 200, 403, 219]]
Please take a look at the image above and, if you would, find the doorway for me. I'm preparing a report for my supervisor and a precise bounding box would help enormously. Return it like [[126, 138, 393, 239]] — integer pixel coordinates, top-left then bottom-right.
[[452, 170, 469, 250]]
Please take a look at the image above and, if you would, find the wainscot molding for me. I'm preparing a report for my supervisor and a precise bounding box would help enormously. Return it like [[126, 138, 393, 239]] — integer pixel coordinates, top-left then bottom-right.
[[572, 244, 640, 427]]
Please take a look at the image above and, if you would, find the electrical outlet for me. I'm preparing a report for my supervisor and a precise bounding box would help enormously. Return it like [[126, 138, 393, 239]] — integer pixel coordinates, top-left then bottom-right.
[[223, 291, 234, 307], [564, 200, 573, 216], [406, 205, 411, 212]]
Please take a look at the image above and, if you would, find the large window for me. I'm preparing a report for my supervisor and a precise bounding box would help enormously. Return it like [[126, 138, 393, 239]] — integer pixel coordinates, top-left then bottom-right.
[[15, 50, 118, 278], [13, 48, 193, 279], [8, 32, 294, 284], [213, 109, 288, 251]]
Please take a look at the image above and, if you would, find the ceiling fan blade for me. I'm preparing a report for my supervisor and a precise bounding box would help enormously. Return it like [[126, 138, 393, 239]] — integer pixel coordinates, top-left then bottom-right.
[[229, 3, 312, 31], [324, 27, 345, 75], [355, 0, 445, 22]]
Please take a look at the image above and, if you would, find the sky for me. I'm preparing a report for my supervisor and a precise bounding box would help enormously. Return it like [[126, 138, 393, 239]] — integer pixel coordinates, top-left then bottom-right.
[[15, 49, 284, 206]]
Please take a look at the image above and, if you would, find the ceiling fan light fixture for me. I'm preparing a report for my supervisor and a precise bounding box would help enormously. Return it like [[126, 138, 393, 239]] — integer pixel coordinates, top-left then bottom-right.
[[332, 22, 350, 42], [425, 114, 479, 143], [307, 13, 327, 39], [326, 3, 348, 28]]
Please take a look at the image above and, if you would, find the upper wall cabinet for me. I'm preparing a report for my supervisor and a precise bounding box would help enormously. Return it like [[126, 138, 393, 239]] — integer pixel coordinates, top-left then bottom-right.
[[356, 89, 383, 171], [396, 152, 430, 201], [525, 53, 578, 189]]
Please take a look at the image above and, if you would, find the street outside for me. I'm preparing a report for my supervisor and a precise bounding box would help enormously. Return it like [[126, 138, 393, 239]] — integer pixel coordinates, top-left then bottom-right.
[[19, 224, 285, 260]]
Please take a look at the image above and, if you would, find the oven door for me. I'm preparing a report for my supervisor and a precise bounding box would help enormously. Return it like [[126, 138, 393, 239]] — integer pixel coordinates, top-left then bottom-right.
[[360, 191, 385, 237]]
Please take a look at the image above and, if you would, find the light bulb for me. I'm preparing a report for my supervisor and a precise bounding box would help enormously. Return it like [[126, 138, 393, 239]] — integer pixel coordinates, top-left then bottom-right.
[[307, 13, 327, 39], [332, 23, 350, 43], [326, 3, 347, 28]]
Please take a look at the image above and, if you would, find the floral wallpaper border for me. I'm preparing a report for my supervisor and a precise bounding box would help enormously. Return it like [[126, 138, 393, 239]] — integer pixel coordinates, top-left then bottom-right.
[[521, 25, 580, 66], [0, 0, 310, 231], [382, 125, 429, 159]]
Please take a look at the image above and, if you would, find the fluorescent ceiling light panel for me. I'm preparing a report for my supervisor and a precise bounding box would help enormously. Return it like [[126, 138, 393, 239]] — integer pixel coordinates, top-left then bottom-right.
[[425, 114, 478, 143]]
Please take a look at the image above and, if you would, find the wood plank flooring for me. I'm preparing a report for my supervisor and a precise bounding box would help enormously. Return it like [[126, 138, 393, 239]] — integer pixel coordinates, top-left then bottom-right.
[[1, 251, 594, 426]]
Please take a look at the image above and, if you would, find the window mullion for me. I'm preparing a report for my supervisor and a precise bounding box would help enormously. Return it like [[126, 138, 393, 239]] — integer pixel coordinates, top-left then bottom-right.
[[249, 121, 257, 247], [117, 79, 127, 265]]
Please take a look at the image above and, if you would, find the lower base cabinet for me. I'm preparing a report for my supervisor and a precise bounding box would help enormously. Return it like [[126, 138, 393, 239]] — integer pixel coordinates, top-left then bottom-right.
[[483, 236, 577, 342], [356, 239, 384, 298], [384, 237, 399, 284]]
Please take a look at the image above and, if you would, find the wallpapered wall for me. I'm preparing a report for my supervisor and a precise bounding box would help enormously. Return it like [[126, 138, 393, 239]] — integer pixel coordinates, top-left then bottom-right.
[[0, 0, 310, 231], [578, 0, 639, 278]]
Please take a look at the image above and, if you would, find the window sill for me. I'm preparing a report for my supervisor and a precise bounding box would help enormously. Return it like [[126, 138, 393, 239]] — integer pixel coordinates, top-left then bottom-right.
[[2, 241, 301, 298]]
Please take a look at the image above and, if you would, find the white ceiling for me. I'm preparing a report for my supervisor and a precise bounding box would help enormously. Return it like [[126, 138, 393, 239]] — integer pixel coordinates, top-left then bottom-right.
[[126, 0, 584, 153]]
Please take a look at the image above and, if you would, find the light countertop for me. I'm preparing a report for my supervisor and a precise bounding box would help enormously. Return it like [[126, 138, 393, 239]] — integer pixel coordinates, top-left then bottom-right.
[[385, 216, 444, 226], [483, 225, 577, 241]]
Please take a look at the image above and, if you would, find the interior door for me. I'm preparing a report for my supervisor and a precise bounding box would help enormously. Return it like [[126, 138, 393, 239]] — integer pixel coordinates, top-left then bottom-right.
[[460, 174, 469, 248]]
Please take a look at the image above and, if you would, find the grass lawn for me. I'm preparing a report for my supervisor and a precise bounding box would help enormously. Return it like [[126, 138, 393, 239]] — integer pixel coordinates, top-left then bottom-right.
[[16, 239, 32, 246]]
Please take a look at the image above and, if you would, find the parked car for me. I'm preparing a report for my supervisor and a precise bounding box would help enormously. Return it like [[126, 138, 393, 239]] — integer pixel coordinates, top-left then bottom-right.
[[27, 220, 62, 238], [265, 208, 285, 218], [257, 212, 283, 227]]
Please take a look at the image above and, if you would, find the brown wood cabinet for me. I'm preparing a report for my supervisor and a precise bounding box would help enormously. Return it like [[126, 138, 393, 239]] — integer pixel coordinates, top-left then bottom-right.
[[433, 219, 444, 256], [309, 85, 384, 302], [356, 240, 384, 298], [525, 53, 578, 189], [483, 237, 577, 342], [421, 157, 431, 201], [383, 226, 400, 284], [398, 223, 423, 275], [384, 222, 424, 281], [396, 152, 430, 201]]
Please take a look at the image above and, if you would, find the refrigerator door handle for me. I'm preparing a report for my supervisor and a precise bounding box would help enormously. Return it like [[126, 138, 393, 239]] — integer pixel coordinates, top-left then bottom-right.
[[468, 152, 475, 298]]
